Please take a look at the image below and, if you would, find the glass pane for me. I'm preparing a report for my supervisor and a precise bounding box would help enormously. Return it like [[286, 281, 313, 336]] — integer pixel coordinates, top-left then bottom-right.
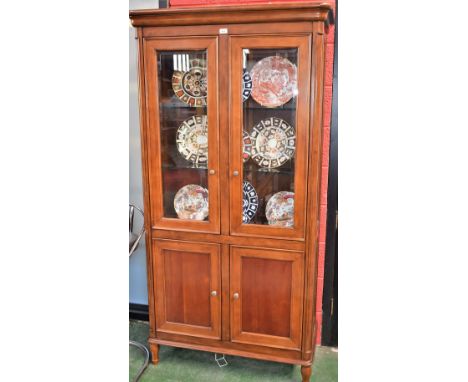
[[158, 50, 209, 221], [241, 48, 298, 227]]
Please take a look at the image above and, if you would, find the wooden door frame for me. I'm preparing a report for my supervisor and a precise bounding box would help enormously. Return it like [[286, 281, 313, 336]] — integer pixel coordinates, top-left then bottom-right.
[[230, 246, 304, 351], [152, 239, 222, 340], [228, 34, 311, 241], [143, 36, 221, 234]]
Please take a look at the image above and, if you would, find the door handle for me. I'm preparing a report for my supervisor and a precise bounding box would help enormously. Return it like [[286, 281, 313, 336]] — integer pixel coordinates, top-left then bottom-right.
[[233, 292, 239, 300]]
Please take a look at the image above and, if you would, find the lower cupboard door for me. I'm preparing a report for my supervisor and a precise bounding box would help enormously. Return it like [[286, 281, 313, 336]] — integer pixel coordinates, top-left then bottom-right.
[[152, 239, 221, 339], [230, 246, 304, 350]]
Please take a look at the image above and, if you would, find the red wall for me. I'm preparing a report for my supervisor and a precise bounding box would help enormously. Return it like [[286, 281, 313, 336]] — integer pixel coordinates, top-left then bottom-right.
[[170, 0, 336, 345]]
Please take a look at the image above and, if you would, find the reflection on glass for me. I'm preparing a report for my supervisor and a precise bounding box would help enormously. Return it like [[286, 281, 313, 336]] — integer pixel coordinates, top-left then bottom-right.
[[241, 48, 298, 227], [158, 50, 209, 220]]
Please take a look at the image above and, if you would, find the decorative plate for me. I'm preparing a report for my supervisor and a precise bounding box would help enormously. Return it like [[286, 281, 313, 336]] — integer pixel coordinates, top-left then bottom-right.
[[243, 181, 258, 224], [174, 184, 209, 220], [250, 56, 297, 108], [176, 115, 208, 165], [266, 191, 294, 227], [242, 70, 252, 102], [250, 117, 296, 168], [243, 130, 252, 163], [172, 58, 207, 107]]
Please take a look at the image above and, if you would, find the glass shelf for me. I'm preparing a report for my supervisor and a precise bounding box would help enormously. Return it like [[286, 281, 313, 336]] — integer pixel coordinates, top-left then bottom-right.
[[243, 162, 294, 175], [162, 163, 208, 170], [243, 97, 296, 111], [159, 98, 208, 110]]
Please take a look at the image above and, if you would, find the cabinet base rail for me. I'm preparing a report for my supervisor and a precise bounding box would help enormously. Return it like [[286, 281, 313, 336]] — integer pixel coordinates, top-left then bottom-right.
[[148, 337, 312, 366]]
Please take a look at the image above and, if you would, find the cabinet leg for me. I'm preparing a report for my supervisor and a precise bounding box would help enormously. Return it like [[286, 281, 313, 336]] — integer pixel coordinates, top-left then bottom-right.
[[301, 365, 311, 382], [149, 343, 159, 365]]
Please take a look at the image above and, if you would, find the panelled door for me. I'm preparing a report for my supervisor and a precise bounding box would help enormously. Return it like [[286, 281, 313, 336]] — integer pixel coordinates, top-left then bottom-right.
[[143, 37, 220, 233], [152, 239, 221, 339], [230, 246, 304, 350], [229, 35, 312, 240]]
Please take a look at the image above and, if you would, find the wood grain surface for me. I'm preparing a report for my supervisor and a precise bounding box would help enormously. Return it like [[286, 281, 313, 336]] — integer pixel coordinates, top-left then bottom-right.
[[131, 2, 332, 373]]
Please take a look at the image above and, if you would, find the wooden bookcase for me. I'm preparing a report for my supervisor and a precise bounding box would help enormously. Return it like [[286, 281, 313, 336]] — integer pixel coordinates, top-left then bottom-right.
[[130, 3, 333, 381]]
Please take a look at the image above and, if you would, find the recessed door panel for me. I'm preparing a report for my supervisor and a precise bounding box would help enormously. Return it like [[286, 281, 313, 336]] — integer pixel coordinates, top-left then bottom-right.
[[230, 246, 304, 350], [241, 257, 293, 337], [164, 250, 211, 327], [153, 240, 221, 339]]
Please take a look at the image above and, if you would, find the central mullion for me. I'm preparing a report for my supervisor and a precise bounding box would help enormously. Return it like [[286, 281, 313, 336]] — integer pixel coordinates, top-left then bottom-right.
[[219, 34, 231, 236]]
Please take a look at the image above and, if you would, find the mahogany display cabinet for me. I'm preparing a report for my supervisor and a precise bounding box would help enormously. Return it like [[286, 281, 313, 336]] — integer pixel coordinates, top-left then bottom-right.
[[130, 3, 334, 381]]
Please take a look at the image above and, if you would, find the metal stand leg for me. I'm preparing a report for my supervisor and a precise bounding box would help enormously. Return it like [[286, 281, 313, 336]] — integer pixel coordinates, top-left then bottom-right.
[[129, 340, 150, 382], [214, 353, 229, 367]]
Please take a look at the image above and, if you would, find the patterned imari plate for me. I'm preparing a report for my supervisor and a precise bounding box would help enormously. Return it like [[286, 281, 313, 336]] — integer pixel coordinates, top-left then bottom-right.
[[172, 58, 207, 107], [243, 181, 258, 224], [242, 70, 253, 102], [266, 191, 294, 227], [174, 184, 209, 220], [176, 115, 208, 165], [250, 117, 295, 168], [243, 130, 252, 163], [250, 56, 297, 108]]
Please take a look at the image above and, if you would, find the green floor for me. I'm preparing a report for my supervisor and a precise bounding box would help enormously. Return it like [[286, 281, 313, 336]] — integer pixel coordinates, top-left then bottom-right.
[[130, 320, 337, 382]]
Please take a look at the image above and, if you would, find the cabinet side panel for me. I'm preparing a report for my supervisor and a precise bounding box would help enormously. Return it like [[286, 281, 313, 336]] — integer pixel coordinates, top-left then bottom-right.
[[302, 22, 326, 359], [137, 27, 158, 336]]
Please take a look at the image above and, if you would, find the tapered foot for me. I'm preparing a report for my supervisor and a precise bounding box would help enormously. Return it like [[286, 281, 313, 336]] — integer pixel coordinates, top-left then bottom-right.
[[301, 365, 311, 382], [149, 343, 159, 365]]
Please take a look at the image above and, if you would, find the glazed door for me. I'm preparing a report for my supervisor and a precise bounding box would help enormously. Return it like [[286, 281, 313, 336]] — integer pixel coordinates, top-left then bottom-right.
[[230, 246, 304, 350], [153, 240, 221, 339], [144, 37, 220, 233], [229, 35, 311, 239]]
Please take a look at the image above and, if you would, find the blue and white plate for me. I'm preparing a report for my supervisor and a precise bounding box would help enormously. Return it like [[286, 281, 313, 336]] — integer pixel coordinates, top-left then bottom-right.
[[243, 181, 258, 224], [242, 70, 252, 102]]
